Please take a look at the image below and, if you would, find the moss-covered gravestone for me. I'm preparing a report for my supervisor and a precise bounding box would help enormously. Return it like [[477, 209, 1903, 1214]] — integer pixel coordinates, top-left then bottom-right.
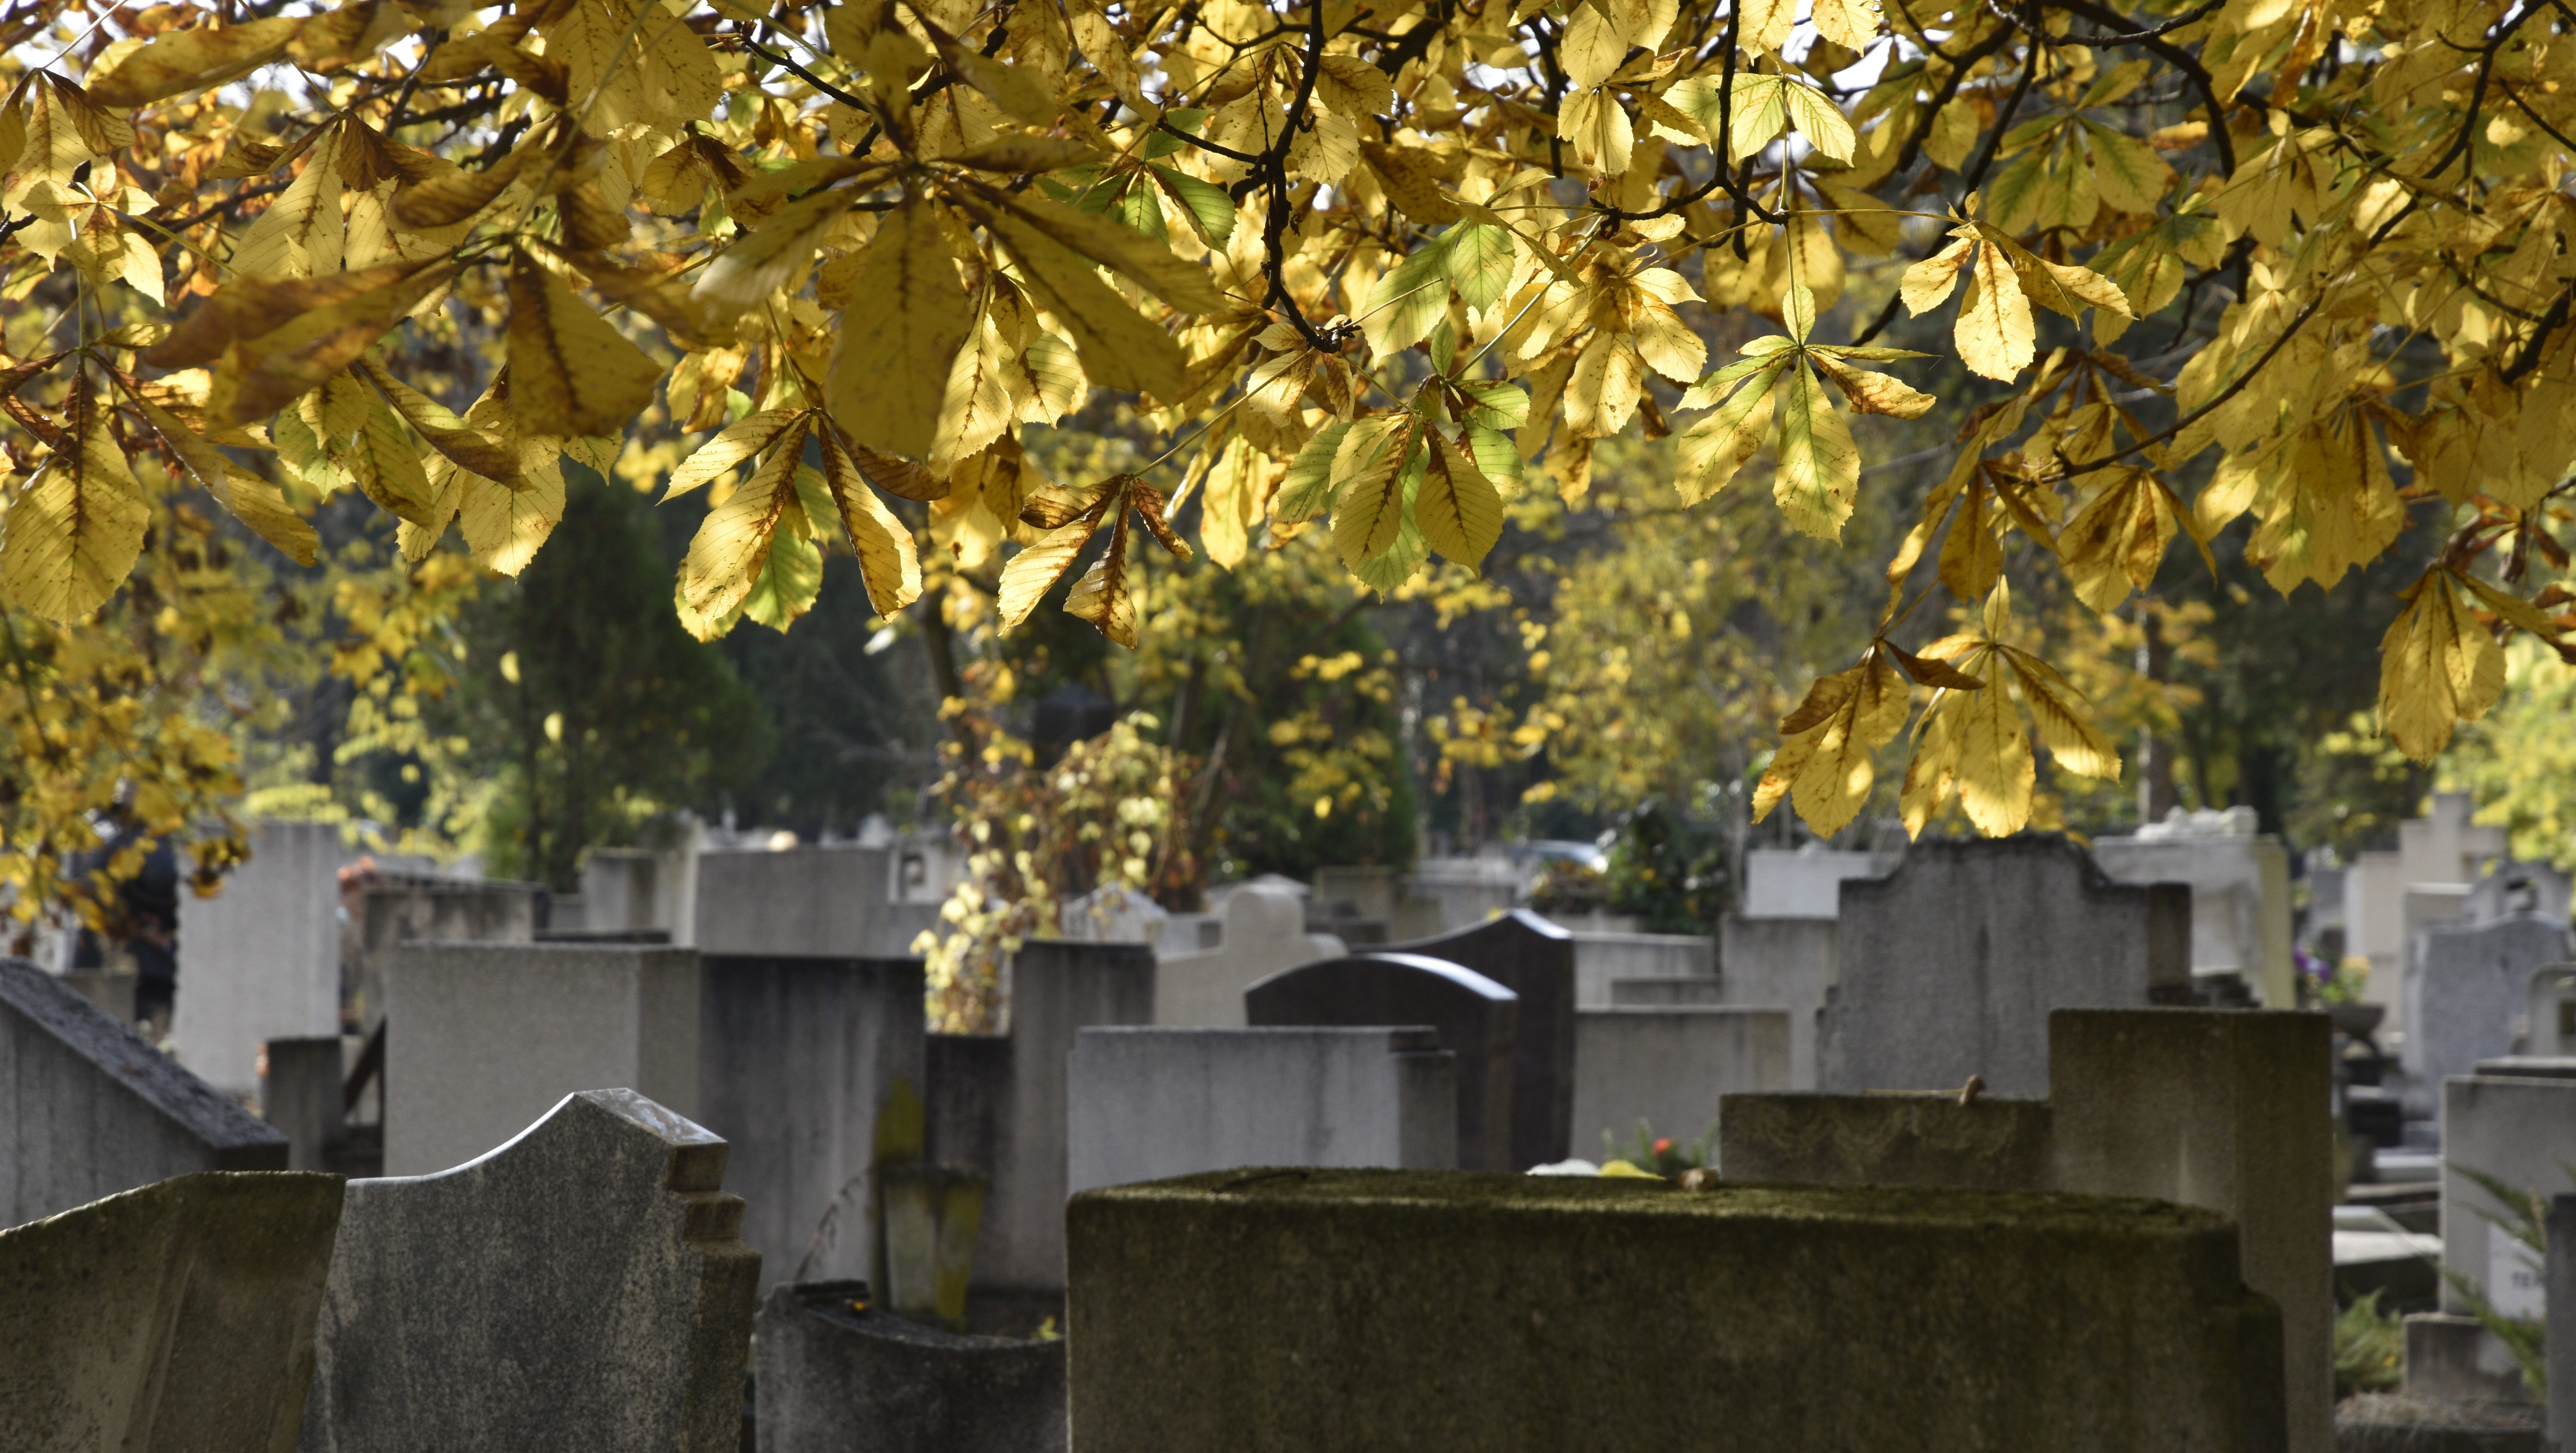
[[1068, 1169, 2286, 1453]]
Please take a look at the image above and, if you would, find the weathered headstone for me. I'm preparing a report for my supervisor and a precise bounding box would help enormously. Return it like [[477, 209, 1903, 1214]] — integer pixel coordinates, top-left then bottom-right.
[[0, 1170, 343, 1453], [1820, 835, 2189, 1097], [300, 1089, 760, 1453], [1058, 885, 1170, 947], [346, 877, 545, 1035], [1609, 976, 1726, 1005], [880, 1164, 983, 1328], [1067, 1171, 2286, 1452], [1406, 856, 1526, 931], [2465, 858, 2574, 926], [2093, 811, 2295, 1008], [1308, 865, 1443, 942], [2405, 916, 2573, 1089], [1153, 882, 1344, 1027], [582, 842, 697, 941], [1570, 1007, 1788, 1159], [693, 844, 940, 958], [172, 819, 345, 1097], [1717, 913, 1836, 1089], [2346, 793, 2506, 1036], [262, 1035, 346, 1174], [1721, 1092, 2057, 1189], [2404, 1061, 2576, 1405], [697, 954, 927, 1287], [1068, 1027, 1456, 1194], [1246, 953, 1520, 1172], [383, 942, 700, 1178], [2529, 964, 2576, 1056], [755, 1280, 1065, 1453], [1742, 847, 1878, 918], [1, 960, 287, 1226], [927, 939, 1155, 1305], [1386, 910, 1576, 1168], [1566, 929, 1716, 1006]]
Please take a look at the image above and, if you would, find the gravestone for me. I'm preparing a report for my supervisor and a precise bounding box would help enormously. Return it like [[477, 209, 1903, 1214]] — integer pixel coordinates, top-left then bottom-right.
[[880, 1164, 983, 1328], [1246, 953, 1520, 1172], [1717, 914, 1837, 1089], [582, 842, 697, 940], [756, 1280, 1066, 1453], [1570, 1007, 1789, 1159], [1386, 910, 1577, 1168], [2403, 1063, 2576, 1405], [1406, 856, 1526, 931], [0, 1170, 343, 1453], [2529, 964, 2576, 1056], [1308, 865, 1443, 942], [1741, 847, 1877, 917], [2093, 812, 2295, 1008], [300, 1089, 760, 1453], [2549, 1195, 2575, 1451], [1068, 1027, 1456, 1194], [262, 1035, 346, 1173], [693, 844, 939, 958], [1, 959, 287, 1226], [927, 939, 1155, 1304], [1059, 885, 1169, 947], [1153, 882, 1344, 1027], [2345, 794, 2506, 1036], [1566, 930, 1715, 1007], [2464, 858, 2573, 926], [172, 820, 345, 1097], [1067, 1171, 2286, 1452], [346, 877, 545, 1035], [1820, 835, 2189, 1097], [1610, 977, 1726, 1005], [1722, 1093, 2058, 1189], [697, 954, 927, 1287], [383, 942, 700, 1177], [2404, 915, 2572, 1089]]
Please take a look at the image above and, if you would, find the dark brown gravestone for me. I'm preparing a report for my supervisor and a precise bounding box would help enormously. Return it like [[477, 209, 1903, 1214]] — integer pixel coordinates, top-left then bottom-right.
[[1245, 953, 1519, 1172], [1386, 909, 1576, 1169]]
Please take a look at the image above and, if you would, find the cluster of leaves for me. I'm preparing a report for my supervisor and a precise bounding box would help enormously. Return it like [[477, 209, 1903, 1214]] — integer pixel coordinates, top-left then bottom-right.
[[914, 705, 1195, 1030], [12, 0, 2576, 868]]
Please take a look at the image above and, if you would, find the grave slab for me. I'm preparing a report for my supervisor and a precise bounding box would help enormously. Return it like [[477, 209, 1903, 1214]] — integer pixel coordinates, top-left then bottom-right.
[[1720, 1092, 2057, 1189], [2404, 916, 2572, 1090], [1386, 909, 1577, 1168], [693, 845, 939, 958], [262, 1035, 346, 1174], [172, 820, 345, 1096], [1741, 848, 1877, 918], [1820, 835, 2189, 1097], [383, 942, 700, 1178], [1069, 1027, 1456, 1194], [0, 1170, 342, 1453], [1570, 1007, 1788, 1161], [755, 1280, 1065, 1453], [1608, 977, 1726, 1005], [2092, 825, 2294, 1008], [2437, 1070, 2576, 1323], [300, 1089, 759, 1453], [1067, 1170, 2286, 1453], [1716, 914, 1836, 1089], [697, 954, 927, 1288], [1, 959, 287, 1227], [1153, 883, 1343, 1027], [1246, 953, 1520, 1172], [1566, 931, 1715, 1008], [346, 878, 545, 1033]]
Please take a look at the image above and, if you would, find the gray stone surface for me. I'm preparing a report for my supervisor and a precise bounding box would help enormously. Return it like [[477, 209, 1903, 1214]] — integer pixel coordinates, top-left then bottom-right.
[[384, 942, 700, 1178], [2551, 1195, 2576, 1449], [1385, 910, 1577, 1168], [0, 1170, 343, 1453], [693, 845, 940, 958], [583, 845, 696, 940], [881, 1164, 983, 1327], [1566, 931, 1715, 1008], [1820, 835, 2189, 1097], [300, 1089, 760, 1453], [1717, 914, 1836, 1089], [347, 878, 544, 1034], [2052, 1009, 2335, 1453], [2092, 829, 2295, 1007], [2405, 916, 2573, 1090], [2403, 1312, 2533, 1404], [2438, 1072, 2576, 1319], [1741, 848, 1877, 918], [927, 940, 1156, 1296], [697, 954, 926, 1288], [2528, 964, 2576, 1056], [1308, 865, 1443, 942], [1246, 953, 1520, 1172], [1067, 1171, 2287, 1453], [1153, 883, 1343, 1028], [2463, 859, 2573, 927], [1609, 976, 1726, 1005], [1068, 1027, 1456, 1195], [754, 1280, 1064, 1453], [1570, 1008, 1788, 1159], [173, 820, 346, 1096], [1720, 1092, 2058, 1189], [262, 1036, 344, 1174], [2, 959, 287, 1227]]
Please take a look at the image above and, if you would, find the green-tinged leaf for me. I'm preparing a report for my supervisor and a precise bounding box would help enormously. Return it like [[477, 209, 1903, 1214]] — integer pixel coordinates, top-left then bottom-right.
[[1416, 431, 1505, 569], [1148, 164, 1236, 245], [662, 408, 808, 501], [1276, 421, 1352, 522], [1363, 238, 1455, 355], [1774, 359, 1860, 538], [1674, 357, 1786, 504], [1444, 223, 1517, 310], [740, 491, 825, 631]]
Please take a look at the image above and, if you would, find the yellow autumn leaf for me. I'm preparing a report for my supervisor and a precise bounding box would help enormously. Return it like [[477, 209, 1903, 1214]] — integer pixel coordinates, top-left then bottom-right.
[[680, 416, 812, 621], [1953, 241, 2036, 381], [507, 250, 665, 438], [817, 426, 925, 616], [2379, 570, 2505, 761]]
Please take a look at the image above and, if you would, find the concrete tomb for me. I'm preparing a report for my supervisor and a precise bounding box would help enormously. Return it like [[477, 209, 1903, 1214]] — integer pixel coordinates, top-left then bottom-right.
[[1609, 977, 1726, 1006], [0, 1170, 343, 1453], [1068, 1027, 1456, 1195], [262, 1035, 348, 1174], [2549, 1194, 2574, 1451], [2404, 915, 2572, 1090], [697, 953, 927, 1287], [300, 1089, 760, 1453], [1067, 1170, 2286, 1453], [2405, 1062, 2576, 1405], [2463, 858, 2573, 927], [172, 819, 345, 1098], [1306, 865, 1443, 942], [693, 844, 940, 959], [1, 959, 287, 1227], [927, 939, 1156, 1305], [1384, 909, 1578, 1168], [1740, 847, 1876, 918], [1724, 1007, 2333, 1453], [383, 942, 700, 1178], [2529, 964, 2576, 1056], [1566, 930, 1716, 1008], [1820, 835, 2189, 1097], [1153, 882, 1344, 1027], [345, 877, 546, 1034], [581, 843, 698, 942], [2092, 809, 2295, 1008], [1246, 953, 1520, 1172], [754, 1280, 1065, 1453], [1058, 885, 1170, 948], [1716, 913, 1837, 1089], [2344, 793, 2506, 1036], [1569, 1007, 1789, 1160]]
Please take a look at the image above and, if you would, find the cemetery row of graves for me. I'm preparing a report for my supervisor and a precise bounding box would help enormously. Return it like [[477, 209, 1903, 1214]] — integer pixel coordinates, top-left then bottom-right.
[[3, 795, 2573, 1450]]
